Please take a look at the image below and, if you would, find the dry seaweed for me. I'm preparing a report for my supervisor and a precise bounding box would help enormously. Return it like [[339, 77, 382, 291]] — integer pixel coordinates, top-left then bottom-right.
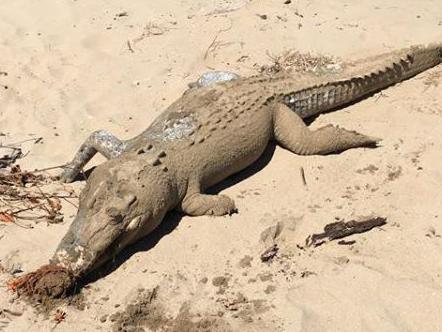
[[0, 164, 76, 225], [257, 49, 343, 75]]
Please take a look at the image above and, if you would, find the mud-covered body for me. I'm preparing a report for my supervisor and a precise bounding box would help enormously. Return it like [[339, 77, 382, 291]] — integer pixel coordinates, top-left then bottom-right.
[[54, 44, 442, 277]]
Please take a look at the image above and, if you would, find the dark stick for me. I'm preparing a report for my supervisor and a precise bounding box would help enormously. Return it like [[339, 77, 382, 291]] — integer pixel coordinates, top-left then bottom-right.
[[306, 217, 387, 247], [300, 166, 307, 186]]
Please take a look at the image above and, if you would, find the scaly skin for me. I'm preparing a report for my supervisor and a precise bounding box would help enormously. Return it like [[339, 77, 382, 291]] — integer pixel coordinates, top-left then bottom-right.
[[53, 43, 442, 277]]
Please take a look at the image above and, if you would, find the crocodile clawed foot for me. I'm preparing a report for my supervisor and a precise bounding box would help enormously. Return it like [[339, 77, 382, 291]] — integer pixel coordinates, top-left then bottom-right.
[[182, 193, 237, 217], [59, 165, 79, 183]]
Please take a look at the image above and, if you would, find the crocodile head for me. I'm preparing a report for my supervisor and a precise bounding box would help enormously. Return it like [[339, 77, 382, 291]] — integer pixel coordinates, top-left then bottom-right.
[[52, 154, 175, 277]]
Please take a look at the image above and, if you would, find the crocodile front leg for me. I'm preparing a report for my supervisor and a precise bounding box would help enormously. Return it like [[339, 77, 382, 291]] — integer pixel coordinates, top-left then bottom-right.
[[60, 130, 126, 183], [179, 177, 238, 216], [181, 192, 237, 216]]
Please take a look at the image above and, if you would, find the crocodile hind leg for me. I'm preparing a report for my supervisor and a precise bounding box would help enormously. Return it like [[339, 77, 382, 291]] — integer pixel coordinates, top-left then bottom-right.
[[273, 104, 381, 155], [60, 130, 126, 183]]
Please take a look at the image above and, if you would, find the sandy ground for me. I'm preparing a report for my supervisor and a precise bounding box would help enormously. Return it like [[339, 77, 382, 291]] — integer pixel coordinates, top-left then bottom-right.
[[1, 0, 442, 331]]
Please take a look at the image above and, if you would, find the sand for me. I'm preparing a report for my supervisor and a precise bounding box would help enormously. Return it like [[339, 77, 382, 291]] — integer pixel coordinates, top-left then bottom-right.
[[1, 0, 442, 331]]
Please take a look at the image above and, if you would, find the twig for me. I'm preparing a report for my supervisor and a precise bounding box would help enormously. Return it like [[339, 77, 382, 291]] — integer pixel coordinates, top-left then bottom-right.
[[204, 34, 220, 60], [203, 20, 233, 60], [7, 204, 45, 215], [375, 91, 388, 102], [1, 137, 43, 147], [299, 167, 307, 186], [1, 308, 23, 317], [61, 197, 78, 209], [11, 163, 68, 175], [12, 220, 34, 229], [127, 40, 134, 53]]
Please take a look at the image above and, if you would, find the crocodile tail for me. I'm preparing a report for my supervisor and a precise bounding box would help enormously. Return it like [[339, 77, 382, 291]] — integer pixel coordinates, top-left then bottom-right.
[[284, 43, 442, 119]]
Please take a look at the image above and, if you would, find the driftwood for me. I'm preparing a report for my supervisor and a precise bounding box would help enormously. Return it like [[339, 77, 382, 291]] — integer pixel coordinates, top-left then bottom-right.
[[306, 217, 387, 247]]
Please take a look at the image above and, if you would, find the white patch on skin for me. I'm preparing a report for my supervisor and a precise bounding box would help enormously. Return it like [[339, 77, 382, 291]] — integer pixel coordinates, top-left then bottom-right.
[[162, 116, 196, 141], [53, 249, 70, 265], [54, 246, 87, 273], [126, 215, 142, 231], [194, 71, 240, 88], [91, 181, 105, 199]]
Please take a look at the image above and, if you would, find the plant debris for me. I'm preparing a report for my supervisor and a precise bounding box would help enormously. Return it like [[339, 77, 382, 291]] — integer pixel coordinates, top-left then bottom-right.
[[306, 217, 387, 247], [0, 147, 23, 168], [53, 309, 67, 324], [0, 164, 76, 225], [257, 50, 343, 75]]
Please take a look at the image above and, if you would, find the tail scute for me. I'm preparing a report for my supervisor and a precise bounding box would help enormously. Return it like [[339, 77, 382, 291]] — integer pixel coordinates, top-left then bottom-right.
[[284, 43, 442, 119]]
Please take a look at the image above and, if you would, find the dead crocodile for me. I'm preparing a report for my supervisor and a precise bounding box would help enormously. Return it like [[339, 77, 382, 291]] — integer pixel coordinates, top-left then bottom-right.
[[52, 43, 441, 277]]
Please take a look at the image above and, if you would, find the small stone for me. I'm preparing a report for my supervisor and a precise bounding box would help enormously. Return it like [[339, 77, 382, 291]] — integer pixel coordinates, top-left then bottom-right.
[[260, 244, 279, 262], [239, 255, 253, 268], [264, 285, 276, 294], [258, 272, 273, 282], [212, 276, 228, 287], [334, 256, 350, 265]]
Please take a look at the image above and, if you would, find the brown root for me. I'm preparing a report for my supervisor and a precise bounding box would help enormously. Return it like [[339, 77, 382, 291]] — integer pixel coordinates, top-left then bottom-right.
[[7, 264, 75, 302]]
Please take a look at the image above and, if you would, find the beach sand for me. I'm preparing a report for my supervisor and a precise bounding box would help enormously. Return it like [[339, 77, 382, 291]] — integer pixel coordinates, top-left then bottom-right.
[[0, 0, 441, 331]]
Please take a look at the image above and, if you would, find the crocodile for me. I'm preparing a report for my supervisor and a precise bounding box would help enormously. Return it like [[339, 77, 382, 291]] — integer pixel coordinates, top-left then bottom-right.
[[53, 43, 442, 277]]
